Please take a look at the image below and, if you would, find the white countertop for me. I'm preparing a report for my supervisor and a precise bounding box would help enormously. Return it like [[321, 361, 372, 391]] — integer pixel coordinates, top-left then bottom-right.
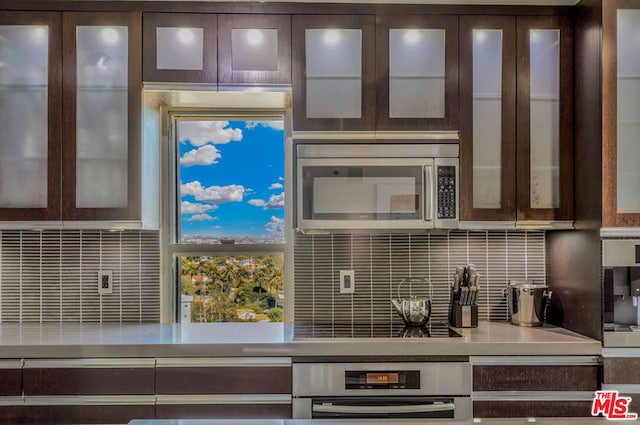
[[0, 321, 601, 358]]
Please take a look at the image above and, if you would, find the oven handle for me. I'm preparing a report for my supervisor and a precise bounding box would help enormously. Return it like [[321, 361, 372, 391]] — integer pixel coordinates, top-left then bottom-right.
[[312, 401, 455, 414]]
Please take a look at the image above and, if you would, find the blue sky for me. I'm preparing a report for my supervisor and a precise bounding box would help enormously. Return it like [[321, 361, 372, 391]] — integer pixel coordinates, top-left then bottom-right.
[[178, 120, 285, 241]]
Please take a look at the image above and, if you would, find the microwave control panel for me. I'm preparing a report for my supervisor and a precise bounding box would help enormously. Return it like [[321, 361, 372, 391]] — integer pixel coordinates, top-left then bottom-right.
[[437, 166, 457, 219]]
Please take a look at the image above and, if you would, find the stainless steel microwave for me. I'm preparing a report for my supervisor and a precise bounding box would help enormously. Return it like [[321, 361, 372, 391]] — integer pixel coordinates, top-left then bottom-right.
[[295, 144, 459, 231]]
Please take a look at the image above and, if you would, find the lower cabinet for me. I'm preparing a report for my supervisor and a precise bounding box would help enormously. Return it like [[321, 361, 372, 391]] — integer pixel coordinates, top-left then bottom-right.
[[22, 397, 156, 425], [471, 356, 600, 418], [0, 360, 22, 396], [602, 349, 640, 415], [154, 358, 293, 419]]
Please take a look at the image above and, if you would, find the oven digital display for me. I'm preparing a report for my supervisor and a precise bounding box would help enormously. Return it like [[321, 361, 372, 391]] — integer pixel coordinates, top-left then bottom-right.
[[366, 372, 399, 385], [345, 370, 420, 390]]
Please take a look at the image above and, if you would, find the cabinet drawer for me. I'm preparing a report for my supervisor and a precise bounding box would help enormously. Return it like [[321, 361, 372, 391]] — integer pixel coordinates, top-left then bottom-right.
[[23, 359, 155, 396], [603, 357, 640, 384], [473, 365, 598, 392], [156, 358, 292, 394], [156, 395, 292, 419], [473, 400, 593, 418], [0, 361, 23, 396]]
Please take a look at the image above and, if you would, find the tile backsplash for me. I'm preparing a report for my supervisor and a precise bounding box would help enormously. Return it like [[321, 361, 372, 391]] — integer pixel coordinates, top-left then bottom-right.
[[294, 230, 545, 337], [0, 230, 160, 323]]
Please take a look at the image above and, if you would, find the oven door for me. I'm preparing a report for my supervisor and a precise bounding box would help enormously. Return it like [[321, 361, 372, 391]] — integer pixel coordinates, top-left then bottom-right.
[[310, 396, 454, 419], [297, 158, 434, 230]]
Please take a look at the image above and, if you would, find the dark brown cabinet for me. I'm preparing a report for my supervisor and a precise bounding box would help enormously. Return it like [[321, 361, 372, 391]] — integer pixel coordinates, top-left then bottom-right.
[[292, 15, 376, 132], [460, 14, 573, 223], [62, 12, 142, 220], [0, 11, 142, 222], [376, 15, 458, 131], [472, 357, 599, 418], [142, 13, 217, 84], [155, 358, 292, 420], [602, 0, 640, 227], [0, 12, 62, 221]]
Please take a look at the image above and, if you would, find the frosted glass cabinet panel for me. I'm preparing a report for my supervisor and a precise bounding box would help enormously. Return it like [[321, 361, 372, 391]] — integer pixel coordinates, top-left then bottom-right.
[[616, 9, 640, 213], [529, 29, 560, 209], [0, 25, 49, 208], [305, 28, 362, 118], [75, 26, 128, 208], [472, 29, 503, 209], [156, 27, 204, 70], [231, 28, 278, 71], [459, 16, 516, 222], [389, 29, 445, 118], [516, 15, 572, 222]]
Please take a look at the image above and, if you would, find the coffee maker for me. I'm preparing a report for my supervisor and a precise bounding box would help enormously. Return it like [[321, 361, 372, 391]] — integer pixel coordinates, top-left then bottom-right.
[[603, 239, 640, 330]]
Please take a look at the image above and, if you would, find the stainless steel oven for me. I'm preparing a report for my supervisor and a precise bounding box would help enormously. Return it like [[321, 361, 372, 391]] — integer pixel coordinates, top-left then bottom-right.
[[292, 362, 471, 419], [295, 144, 459, 231]]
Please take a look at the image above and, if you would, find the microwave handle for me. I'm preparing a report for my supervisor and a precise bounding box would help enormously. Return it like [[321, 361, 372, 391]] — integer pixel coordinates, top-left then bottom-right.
[[424, 165, 434, 222]]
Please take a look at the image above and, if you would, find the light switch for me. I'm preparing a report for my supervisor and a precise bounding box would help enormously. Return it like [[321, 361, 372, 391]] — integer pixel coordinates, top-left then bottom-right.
[[98, 270, 113, 295]]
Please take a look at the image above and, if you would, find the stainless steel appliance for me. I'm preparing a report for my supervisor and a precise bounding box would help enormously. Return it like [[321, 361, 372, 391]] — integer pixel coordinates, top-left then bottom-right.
[[295, 144, 459, 231], [292, 362, 471, 419], [603, 239, 640, 331], [504, 280, 552, 327]]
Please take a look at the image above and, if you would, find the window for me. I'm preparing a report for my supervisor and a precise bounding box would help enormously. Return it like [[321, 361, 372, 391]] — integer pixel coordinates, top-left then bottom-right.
[[169, 115, 287, 323]]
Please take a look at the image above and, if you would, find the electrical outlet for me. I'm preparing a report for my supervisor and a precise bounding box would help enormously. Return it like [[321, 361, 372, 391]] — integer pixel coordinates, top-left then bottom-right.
[[98, 270, 112, 295], [340, 270, 355, 294]]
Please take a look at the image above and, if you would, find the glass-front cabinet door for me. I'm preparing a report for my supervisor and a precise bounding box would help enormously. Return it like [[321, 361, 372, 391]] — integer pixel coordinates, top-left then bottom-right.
[[516, 16, 573, 221], [0, 12, 62, 220], [603, 2, 640, 227], [376, 15, 458, 131], [62, 12, 141, 220], [459, 16, 516, 222], [292, 15, 376, 131]]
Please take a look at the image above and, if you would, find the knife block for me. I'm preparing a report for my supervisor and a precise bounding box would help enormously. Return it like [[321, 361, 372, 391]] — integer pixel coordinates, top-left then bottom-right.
[[450, 304, 478, 328]]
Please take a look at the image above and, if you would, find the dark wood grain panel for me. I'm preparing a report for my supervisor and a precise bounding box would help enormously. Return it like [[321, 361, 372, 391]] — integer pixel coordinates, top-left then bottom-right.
[[0, 407, 24, 425], [142, 12, 217, 84], [459, 15, 517, 222], [62, 11, 142, 221], [23, 367, 155, 395], [375, 14, 458, 131], [0, 369, 22, 396], [218, 14, 291, 85], [22, 405, 154, 424], [156, 366, 291, 394], [0, 11, 62, 221], [516, 15, 574, 221], [156, 403, 292, 419], [604, 357, 640, 384], [292, 14, 376, 131], [474, 400, 594, 418], [472, 365, 599, 392]]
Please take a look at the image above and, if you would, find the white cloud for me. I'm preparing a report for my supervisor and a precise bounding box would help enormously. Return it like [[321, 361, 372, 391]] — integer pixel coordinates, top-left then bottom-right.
[[248, 199, 266, 207], [179, 121, 243, 147], [248, 192, 285, 210], [186, 214, 215, 222], [181, 201, 217, 215], [212, 225, 222, 229], [278, 176, 284, 181], [266, 216, 285, 236], [181, 181, 245, 204], [245, 120, 285, 131], [180, 145, 221, 167], [268, 183, 283, 190]]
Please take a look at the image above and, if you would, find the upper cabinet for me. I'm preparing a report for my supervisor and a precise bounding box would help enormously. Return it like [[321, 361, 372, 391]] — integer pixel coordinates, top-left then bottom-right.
[[459, 16, 516, 222], [142, 13, 291, 87], [0, 11, 142, 222], [459, 14, 573, 223], [603, 2, 640, 227], [292, 15, 376, 131], [142, 13, 217, 84], [0, 12, 62, 221], [516, 16, 573, 222], [62, 12, 142, 220], [376, 15, 458, 131]]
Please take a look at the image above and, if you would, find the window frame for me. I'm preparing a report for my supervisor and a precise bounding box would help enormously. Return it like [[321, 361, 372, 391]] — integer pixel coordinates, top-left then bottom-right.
[[163, 108, 293, 323]]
